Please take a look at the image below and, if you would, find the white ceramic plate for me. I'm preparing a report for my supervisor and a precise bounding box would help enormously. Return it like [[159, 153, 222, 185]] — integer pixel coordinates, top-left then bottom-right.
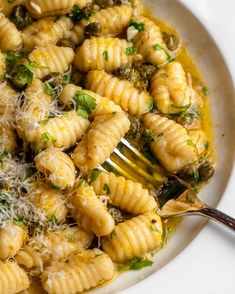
[[94, 0, 235, 293]]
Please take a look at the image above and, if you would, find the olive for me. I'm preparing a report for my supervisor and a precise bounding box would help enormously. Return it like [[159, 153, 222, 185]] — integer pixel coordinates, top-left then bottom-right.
[[56, 38, 76, 49], [9, 5, 33, 30], [84, 22, 102, 37]]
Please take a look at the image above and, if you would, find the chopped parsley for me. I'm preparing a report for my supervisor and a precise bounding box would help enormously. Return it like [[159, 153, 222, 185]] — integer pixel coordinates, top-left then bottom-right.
[[51, 183, 61, 190], [192, 170, 200, 183], [127, 257, 153, 270], [161, 227, 170, 248], [13, 218, 24, 226], [69, 5, 83, 21], [150, 224, 159, 233], [130, 21, 145, 32], [89, 169, 102, 183], [41, 132, 57, 144], [201, 86, 208, 96], [103, 50, 109, 61], [103, 183, 110, 194], [187, 139, 194, 147], [111, 230, 116, 239], [44, 82, 54, 96], [125, 46, 137, 55], [67, 234, 73, 242], [204, 141, 209, 150], [0, 150, 9, 165], [8, 0, 14, 3], [153, 43, 174, 62], [69, 5, 93, 21], [12, 61, 45, 88], [38, 119, 49, 127], [48, 214, 58, 223], [3, 51, 27, 74], [73, 90, 97, 119]]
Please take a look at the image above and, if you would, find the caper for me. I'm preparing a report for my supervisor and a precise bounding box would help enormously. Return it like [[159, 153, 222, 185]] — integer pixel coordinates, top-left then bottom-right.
[[56, 38, 76, 49], [84, 22, 102, 37], [9, 5, 33, 30], [163, 32, 180, 51], [83, 4, 95, 19], [198, 161, 215, 182], [94, 0, 114, 9]]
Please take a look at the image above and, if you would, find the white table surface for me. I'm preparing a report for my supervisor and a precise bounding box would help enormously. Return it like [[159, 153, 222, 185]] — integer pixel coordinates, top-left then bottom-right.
[[122, 1, 235, 293]]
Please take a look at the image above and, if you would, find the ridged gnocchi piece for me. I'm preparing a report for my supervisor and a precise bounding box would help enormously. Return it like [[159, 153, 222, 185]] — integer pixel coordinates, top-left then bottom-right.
[[0, 82, 18, 125], [26, 0, 92, 17], [0, 51, 5, 79], [101, 212, 162, 262], [0, 0, 26, 16], [0, 260, 29, 294], [188, 129, 208, 155], [91, 171, 157, 215], [35, 147, 76, 189], [71, 111, 130, 171], [32, 110, 90, 151], [130, 0, 144, 15], [0, 222, 26, 259], [16, 79, 52, 142], [16, 227, 93, 269], [70, 180, 115, 236], [22, 16, 73, 50], [41, 249, 115, 294], [27, 182, 68, 222], [0, 125, 18, 153], [86, 70, 153, 116], [151, 61, 191, 114], [71, 5, 133, 45], [27, 45, 74, 79], [59, 83, 122, 116], [144, 113, 198, 173], [74, 37, 135, 72], [129, 15, 170, 66], [0, 12, 22, 51]]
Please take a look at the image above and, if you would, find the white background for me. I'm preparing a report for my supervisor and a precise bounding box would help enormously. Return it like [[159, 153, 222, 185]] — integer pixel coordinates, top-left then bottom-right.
[[122, 1, 235, 293]]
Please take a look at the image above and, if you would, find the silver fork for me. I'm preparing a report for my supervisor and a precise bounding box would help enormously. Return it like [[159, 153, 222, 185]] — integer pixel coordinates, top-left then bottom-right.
[[101, 138, 235, 232]]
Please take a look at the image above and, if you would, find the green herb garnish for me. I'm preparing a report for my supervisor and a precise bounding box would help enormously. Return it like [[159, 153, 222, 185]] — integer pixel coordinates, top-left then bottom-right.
[[130, 21, 145, 32], [89, 169, 102, 183], [125, 46, 137, 55], [103, 183, 110, 194], [38, 119, 49, 127], [150, 224, 159, 233], [127, 257, 153, 270], [51, 183, 61, 190], [201, 86, 208, 96], [13, 218, 24, 226], [48, 214, 58, 223], [153, 43, 174, 62], [73, 90, 97, 119], [103, 50, 109, 61], [44, 82, 54, 96], [187, 139, 194, 147], [41, 132, 56, 144]]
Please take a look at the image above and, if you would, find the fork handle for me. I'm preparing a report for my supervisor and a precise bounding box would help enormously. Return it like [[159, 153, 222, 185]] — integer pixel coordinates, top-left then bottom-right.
[[190, 207, 235, 232]]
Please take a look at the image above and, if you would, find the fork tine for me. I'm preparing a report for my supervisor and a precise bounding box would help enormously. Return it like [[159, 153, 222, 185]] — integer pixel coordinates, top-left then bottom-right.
[[120, 138, 166, 175], [103, 158, 137, 181], [112, 147, 163, 185]]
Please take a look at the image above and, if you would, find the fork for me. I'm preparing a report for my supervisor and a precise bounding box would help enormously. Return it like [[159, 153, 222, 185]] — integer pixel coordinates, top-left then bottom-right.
[[101, 138, 235, 232]]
